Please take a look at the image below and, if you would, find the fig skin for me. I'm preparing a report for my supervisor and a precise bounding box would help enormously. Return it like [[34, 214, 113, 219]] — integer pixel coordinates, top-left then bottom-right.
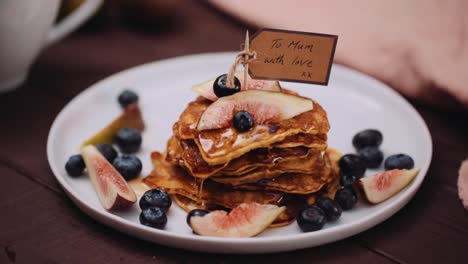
[[108, 193, 138, 210]]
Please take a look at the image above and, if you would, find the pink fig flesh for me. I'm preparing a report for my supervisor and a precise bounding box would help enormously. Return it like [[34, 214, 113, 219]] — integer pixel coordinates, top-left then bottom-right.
[[190, 203, 285, 237], [360, 168, 420, 204], [81, 145, 137, 210], [197, 90, 313, 131], [192, 71, 281, 101], [457, 159, 468, 209]]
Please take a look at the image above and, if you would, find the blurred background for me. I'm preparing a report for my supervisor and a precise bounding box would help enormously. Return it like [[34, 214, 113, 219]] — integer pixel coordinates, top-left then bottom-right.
[[50, 0, 468, 109], [29, 0, 244, 99]]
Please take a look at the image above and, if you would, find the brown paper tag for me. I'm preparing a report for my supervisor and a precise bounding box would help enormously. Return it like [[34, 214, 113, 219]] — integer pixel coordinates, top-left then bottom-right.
[[249, 29, 338, 85]]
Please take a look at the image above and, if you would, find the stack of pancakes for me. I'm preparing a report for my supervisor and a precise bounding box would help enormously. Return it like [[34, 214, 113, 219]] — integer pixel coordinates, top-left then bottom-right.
[[144, 93, 341, 226]]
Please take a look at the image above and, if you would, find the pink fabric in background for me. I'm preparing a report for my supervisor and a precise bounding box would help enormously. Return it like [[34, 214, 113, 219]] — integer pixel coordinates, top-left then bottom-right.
[[209, 0, 468, 107]]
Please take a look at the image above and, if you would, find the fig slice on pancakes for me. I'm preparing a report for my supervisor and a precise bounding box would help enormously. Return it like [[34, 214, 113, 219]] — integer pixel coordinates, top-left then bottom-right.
[[192, 71, 281, 101], [189, 202, 285, 237], [197, 90, 313, 131]]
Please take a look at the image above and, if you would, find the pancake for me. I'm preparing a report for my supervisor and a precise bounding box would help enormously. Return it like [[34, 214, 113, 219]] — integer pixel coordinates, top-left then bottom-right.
[[303, 148, 342, 205], [174, 96, 330, 165], [145, 152, 287, 209], [167, 135, 323, 178], [216, 146, 311, 176], [211, 150, 325, 185], [166, 136, 227, 178], [143, 149, 342, 227], [229, 153, 336, 194], [172, 97, 209, 139], [144, 88, 339, 229], [326, 147, 343, 171], [273, 133, 327, 148]]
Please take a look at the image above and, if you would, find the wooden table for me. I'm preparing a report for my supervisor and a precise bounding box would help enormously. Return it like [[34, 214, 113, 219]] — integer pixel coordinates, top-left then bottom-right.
[[1, 2, 467, 263]]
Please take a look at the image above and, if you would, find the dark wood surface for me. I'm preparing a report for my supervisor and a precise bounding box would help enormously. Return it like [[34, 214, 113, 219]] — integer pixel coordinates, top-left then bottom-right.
[[1, 2, 467, 263]]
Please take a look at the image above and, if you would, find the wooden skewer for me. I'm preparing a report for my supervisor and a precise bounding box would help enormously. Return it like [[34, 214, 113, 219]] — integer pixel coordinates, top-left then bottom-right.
[[244, 30, 249, 90], [227, 30, 253, 89]]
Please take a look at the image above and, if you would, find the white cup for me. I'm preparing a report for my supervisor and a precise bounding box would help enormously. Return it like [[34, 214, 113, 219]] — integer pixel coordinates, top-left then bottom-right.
[[0, 0, 103, 92]]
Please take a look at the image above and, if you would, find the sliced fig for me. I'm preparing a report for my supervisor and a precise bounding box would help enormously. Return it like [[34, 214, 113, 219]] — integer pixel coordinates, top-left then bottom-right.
[[197, 90, 313, 131], [81, 103, 145, 146], [192, 71, 282, 101], [359, 168, 420, 204], [457, 159, 468, 209], [189, 202, 285, 237], [81, 145, 137, 210]]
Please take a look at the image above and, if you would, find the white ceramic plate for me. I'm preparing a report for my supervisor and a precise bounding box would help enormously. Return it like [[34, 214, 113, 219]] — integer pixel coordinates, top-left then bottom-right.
[[47, 52, 432, 254]]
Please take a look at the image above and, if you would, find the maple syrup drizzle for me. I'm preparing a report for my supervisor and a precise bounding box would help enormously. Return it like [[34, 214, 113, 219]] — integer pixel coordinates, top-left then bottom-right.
[[196, 178, 206, 208]]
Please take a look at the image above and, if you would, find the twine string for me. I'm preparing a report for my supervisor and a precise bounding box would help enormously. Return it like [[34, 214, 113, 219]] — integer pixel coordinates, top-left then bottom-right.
[[226, 48, 257, 88]]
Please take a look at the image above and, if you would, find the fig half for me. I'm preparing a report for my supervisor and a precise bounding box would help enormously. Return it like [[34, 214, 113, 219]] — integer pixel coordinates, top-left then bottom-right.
[[192, 71, 281, 101], [197, 90, 313, 131], [189, 202, 285, 237], [81, 145, 137, 210], [457, 159, 468, 209], [81, 103, 145, 147], [360, 168, 420, 204]]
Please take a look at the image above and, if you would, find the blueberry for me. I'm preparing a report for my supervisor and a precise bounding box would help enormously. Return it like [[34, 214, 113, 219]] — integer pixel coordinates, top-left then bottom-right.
[[338, 154, 366, 178], [115, 128, 142, 153], [233, 111, 254, 132], [65, 154, 85, 177], [112, 155, 142, 180], [334, 187, 357, 210], [118, 89, 139, 108], [352, 129, 383, 150], [297, 206, 326, 232], [186, 209, 209, 227], [358, 147, 384, 169], [139, 207, 167, 229], [139, 189, 172, 212], [384, 154, 414, 170], [339, 172, 357, 187], [316, 197, 342, 222], [95, 144, 118, 163], [213, 74, 241, 98]]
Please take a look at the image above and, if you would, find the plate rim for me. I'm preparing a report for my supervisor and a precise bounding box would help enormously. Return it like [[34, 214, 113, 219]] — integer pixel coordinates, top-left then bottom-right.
[[46, 51, 433, 253]]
